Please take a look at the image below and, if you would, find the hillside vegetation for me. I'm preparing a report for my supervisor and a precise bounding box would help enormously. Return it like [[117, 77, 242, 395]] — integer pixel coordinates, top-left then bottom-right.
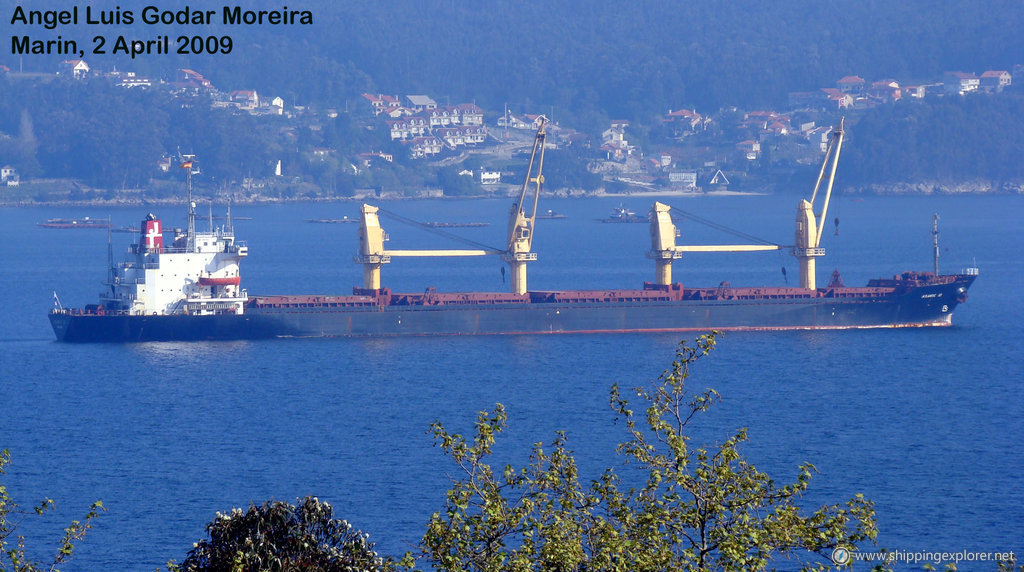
[[1, 0, 1022, 196]]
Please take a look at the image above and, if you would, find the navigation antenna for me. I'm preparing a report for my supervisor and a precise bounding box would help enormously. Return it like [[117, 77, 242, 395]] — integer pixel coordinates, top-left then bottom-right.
[[226, 198, 233, 234], [182, 156, 197, 252], [106, 217, 114, 289]]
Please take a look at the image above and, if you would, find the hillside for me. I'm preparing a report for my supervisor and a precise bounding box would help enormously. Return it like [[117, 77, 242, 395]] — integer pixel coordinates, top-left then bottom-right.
[[4, 0, 1022, 124], [1, 0, 1023, 200]]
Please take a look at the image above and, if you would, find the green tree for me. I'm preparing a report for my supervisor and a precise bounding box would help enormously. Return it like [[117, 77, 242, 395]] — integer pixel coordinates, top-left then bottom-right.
[[0, 449, 105, 572], [416, 333, 879, 571], [177, 496, 383, 572], [541, 148, 602, 191], [437, 166, 480, 196]]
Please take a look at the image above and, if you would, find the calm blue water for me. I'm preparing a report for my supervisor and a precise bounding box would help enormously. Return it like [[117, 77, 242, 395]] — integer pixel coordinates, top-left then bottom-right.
[[1, 194, 1022, 570]]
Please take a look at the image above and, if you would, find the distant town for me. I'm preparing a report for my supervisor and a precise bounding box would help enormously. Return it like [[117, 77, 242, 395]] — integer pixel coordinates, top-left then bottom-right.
[[0, 59, 1020, 202]]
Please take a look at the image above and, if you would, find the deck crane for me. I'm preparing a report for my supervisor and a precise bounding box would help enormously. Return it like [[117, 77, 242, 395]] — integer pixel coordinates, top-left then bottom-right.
[[356, 116, 548, 293], [504, 115, 547, 294], [647, 203, 781, 286], [647, 117, 845, 290], [355, 205, 503, 290], [794, 117, 844, 289]]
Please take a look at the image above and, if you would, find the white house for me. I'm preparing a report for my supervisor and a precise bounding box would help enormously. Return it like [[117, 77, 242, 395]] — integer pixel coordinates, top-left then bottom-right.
[[736, 140, 761, 160], [1, 165, 19, 186], [980, 70, 1012, 91], [406, 136, 444, 159], [454, 103, 484, 126], [669, 171, 697, 189], [361, 93, 400, 115], [58, 59, 89, 79], [270, 96, 285, 115], [229, 90, 259, 109], [806, 126, 832, 153], [406, 95, 438, 112], [944, 72, 980, 95]]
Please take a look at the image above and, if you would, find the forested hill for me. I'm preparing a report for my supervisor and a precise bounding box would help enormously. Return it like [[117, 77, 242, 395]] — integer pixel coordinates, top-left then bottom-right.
[[3, 0, 1022, 125], [841, 93, 1024, 190], [2, 0, 1023, 196]]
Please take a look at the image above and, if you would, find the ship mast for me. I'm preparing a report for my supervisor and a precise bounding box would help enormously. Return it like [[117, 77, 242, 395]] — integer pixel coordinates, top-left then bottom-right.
[[106, 219, 114, 288], [933, 213, 940, 275], [183, 157, 197, 252]]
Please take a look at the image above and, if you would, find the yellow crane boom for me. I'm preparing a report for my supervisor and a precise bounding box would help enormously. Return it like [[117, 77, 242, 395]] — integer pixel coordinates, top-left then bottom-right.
[[647, 202, 780, 286], [504, 116, 548, 294], [355, 118, 549, 293], [794, 117, 845, 289], [647, 118, 845, 290]]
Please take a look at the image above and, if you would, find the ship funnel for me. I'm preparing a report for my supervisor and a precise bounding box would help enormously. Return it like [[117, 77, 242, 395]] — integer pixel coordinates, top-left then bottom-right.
[[140, 215, 164, 253]]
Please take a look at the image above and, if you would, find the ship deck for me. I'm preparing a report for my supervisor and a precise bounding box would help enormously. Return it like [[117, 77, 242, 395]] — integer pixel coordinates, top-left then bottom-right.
[[243, 280, 920, 310]]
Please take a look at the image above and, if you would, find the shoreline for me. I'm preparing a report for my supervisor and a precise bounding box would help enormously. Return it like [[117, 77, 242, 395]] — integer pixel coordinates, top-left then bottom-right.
[[2, 181, 1021, 208], [1, 189, 771, 208]]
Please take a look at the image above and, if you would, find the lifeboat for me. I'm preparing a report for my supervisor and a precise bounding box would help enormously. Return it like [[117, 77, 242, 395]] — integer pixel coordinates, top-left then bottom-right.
[[198, 276, 241, 286]]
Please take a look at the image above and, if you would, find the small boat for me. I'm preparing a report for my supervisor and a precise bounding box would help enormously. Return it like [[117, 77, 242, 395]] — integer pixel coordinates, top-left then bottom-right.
[[599, 206, 647, 223], [423, 221, 490, 228], [306, 217, 358, 224], [536, 210, 567, 219], [37, 217, 111, 229]]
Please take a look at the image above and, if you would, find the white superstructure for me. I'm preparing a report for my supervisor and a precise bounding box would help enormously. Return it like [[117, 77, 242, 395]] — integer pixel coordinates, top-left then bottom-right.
[[101, 161, 248, 316], [101, 213, 248, 316]]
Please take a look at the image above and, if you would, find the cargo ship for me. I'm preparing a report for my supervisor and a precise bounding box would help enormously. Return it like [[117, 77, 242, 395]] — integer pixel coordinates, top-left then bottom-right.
[[48, 119, 976, 342]]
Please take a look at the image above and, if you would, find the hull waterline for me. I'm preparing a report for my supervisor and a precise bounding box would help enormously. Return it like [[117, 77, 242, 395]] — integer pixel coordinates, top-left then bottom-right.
[[50, 274, 975, 342]]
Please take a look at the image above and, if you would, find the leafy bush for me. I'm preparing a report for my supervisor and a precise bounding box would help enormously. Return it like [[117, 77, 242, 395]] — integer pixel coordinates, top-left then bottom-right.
[[178, 496, 382, 572]]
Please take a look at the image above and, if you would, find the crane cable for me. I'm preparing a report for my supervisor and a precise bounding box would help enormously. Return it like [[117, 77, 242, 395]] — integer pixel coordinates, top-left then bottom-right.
[[668, 206, 781, 246], [377, 207, 504, 253]]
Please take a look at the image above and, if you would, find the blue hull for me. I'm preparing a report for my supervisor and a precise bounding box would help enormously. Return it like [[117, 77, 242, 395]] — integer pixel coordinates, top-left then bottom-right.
[[49, 275, 976, 342]]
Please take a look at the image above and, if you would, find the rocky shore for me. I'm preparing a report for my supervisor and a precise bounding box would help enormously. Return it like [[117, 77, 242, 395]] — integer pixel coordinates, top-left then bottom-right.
[[3, 179, 1022, 207], [846, 180, 1024, 195]]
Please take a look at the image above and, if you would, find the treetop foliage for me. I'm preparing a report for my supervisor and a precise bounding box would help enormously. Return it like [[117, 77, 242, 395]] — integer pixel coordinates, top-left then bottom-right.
[[0, 448, 105, 572], [414, 333, 880, 571], [176, 496, 383, 572], [9, 335, 1024, 570]]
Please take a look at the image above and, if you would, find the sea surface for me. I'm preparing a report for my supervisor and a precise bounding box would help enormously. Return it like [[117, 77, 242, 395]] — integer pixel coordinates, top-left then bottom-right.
[[1, 194, 1022, 570]]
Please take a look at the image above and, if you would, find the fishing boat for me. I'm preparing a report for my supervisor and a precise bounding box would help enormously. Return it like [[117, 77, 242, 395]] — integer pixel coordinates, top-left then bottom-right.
[[599, 206, 647, 223]]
